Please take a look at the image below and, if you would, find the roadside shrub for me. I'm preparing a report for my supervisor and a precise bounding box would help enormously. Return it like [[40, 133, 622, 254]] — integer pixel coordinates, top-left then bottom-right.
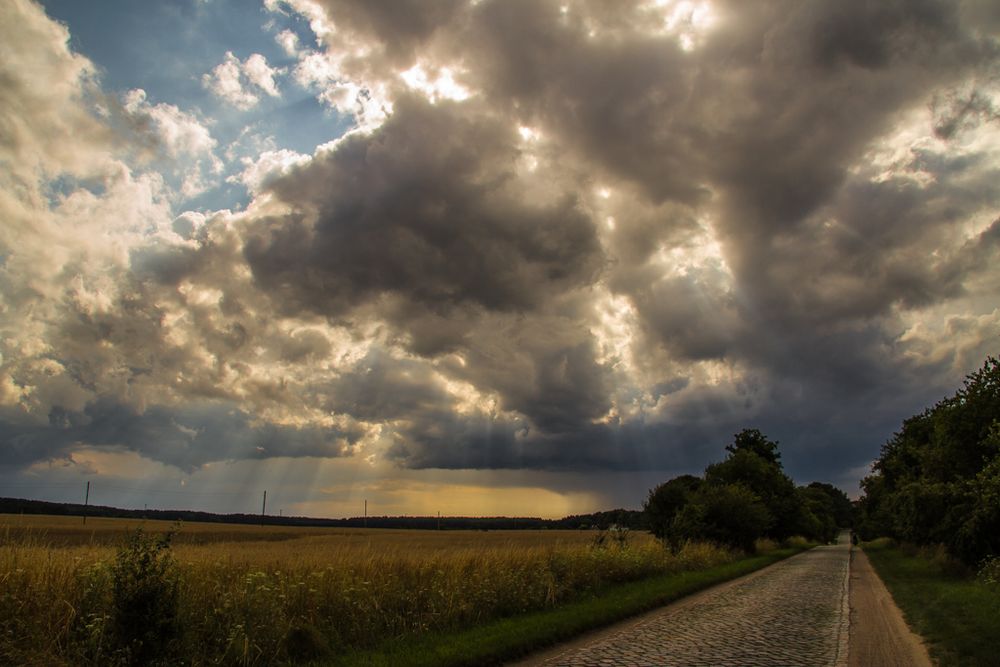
[[754, 538, 779, 553], [782, 536, 811, 549], [920, 543, 970, 577], [978, 556, 1000, 588], [865, 537, 895, 549]]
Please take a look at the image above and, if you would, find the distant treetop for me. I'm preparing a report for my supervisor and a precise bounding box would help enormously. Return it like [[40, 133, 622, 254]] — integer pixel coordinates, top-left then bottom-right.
[[726, 428, 782, 466]]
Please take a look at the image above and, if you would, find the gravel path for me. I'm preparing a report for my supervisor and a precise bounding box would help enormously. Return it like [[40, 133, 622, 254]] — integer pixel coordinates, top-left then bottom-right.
[[515, 537, 851, 667]]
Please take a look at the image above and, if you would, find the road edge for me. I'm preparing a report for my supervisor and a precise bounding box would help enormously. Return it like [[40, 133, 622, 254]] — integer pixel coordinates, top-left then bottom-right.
[[847, 546, 933, 667]]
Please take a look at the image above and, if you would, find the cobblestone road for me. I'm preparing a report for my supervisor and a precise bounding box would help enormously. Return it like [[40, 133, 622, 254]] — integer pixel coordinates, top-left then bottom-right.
[[524, 538, 851, 667]]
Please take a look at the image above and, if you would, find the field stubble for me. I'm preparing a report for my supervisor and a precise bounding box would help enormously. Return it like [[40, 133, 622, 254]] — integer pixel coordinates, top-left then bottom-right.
[[0, 515, 735, 665]]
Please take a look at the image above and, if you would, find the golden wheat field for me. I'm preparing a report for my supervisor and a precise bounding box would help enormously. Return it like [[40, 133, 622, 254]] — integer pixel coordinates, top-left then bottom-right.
[[0, 514, 734, 665]]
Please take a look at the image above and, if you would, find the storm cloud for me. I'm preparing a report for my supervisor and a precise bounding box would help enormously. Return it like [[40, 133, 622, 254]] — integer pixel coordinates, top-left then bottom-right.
[[2, 0, 999, 504]]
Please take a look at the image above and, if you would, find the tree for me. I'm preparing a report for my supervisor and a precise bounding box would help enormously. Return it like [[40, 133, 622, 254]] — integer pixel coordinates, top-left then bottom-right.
[[726, 428, 782, 465], [857, 356, 1000, 564], [796, 486, 838, 543], [806, 482, 853, 528], [645, 427, 855, 551], [672, 484, 772, 552], [705, 442, 799, 539], [643, 475, 702, 544]]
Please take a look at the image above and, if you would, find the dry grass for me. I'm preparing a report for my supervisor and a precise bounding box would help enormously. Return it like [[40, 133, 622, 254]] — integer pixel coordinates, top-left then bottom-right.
[[0, 515, 735, 665]]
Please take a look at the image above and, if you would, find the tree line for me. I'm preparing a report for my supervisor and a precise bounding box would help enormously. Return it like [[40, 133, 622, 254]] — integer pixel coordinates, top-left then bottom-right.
[[644, 429, 853, 551], [0, 496, 646, 531], [856, 356, 1000, 565]]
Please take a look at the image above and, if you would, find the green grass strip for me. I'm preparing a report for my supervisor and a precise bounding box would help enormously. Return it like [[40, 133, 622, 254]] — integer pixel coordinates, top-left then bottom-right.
[[331, 547, 807, 667], [863, 541, 1000, 667]]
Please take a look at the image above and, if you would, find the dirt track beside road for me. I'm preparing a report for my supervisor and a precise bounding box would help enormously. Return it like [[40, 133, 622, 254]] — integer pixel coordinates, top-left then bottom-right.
[[848, 547, 933, 667]]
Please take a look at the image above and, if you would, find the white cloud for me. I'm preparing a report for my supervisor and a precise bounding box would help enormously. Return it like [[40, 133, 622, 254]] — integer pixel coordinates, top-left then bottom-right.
[[121, 88, 223, 197], [243, 53, 281, 98], [203, 52, 256, 109], [123, 89, 218, 162], [233, 148, 310, 195], [202, 51, 283, 110], [399, 63, 471, 103], [275, 29, 300, 56], [293, 50, 392, 131], [0, 0, 112, 185]]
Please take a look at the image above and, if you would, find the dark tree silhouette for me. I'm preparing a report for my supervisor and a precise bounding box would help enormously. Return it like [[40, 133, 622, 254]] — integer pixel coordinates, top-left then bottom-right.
[[725, 428, 782, 465]]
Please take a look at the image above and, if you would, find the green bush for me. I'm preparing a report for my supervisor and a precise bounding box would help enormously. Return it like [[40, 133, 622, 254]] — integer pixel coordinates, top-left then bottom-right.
[[977, 555, 1000, 588], [109, 528, 180, 665]]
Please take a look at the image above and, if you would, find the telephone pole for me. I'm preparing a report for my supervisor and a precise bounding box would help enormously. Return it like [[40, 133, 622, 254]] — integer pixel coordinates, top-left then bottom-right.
[[83, 480, 90, 525], [261, 490, 267, 526], [364, 499, 367, 528]]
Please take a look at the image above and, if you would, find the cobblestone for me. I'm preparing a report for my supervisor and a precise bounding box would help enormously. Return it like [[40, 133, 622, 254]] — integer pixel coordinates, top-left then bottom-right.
[[533, 539, 851, 666]]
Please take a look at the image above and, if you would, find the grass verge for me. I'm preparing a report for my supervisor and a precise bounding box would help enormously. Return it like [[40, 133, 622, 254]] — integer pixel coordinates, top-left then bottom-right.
[[863, 540, 1000, 667], [332, 546, 807, 667]]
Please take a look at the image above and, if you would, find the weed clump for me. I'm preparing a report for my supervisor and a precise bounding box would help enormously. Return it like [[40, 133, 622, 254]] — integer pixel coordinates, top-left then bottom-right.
[[977, 555, 1000, 589], [109, 528, 180, 665]]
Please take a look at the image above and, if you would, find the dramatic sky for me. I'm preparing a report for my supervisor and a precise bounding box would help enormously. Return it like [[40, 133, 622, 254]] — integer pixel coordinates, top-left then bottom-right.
[[1, 0, 998, 518]]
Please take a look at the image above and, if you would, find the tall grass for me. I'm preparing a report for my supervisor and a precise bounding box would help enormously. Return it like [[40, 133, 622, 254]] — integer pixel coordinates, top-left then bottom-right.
[[1, 518, 736, 665]]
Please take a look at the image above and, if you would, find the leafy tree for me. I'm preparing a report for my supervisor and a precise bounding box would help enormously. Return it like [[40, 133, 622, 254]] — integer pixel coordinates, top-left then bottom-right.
[[644, 428, 851, 550], [857, 356, 1000, 565], [796, 486, 838, 543], [951, 454, 1000, 565], [705, 445, 798, 539], [643, 475, 702, 545], [806, 482, 854, 527], [672, 483, 772, 552], [726, 428, 782, 465]]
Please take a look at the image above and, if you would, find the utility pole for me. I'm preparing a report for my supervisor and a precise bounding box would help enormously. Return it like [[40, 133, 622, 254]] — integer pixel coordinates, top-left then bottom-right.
[[364, 499, 367, 528], [83, 480, 90, 525], [437, 510, 441, 531], [261, 490, 267, 526]]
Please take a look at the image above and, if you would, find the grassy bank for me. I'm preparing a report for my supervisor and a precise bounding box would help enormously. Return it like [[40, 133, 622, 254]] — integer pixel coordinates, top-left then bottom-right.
[[335, 547, 806, 667], [863, 539, 1000, 667]]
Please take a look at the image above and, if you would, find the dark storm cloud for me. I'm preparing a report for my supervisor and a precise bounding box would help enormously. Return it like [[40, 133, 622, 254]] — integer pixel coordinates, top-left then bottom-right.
[[319, 334, 614, 467], [245, 96, 604, 323], [459, 318, 612, 434], [705, 1, 983, 231], [461, 0, 707, 204], [0, 399, 359, 471], [629, 270, 741, 361], [236, 0, 1000, 480]]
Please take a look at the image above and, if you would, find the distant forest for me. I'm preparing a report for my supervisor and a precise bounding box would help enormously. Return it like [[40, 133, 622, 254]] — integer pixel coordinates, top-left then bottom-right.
[[0, 496, 647, 532]]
